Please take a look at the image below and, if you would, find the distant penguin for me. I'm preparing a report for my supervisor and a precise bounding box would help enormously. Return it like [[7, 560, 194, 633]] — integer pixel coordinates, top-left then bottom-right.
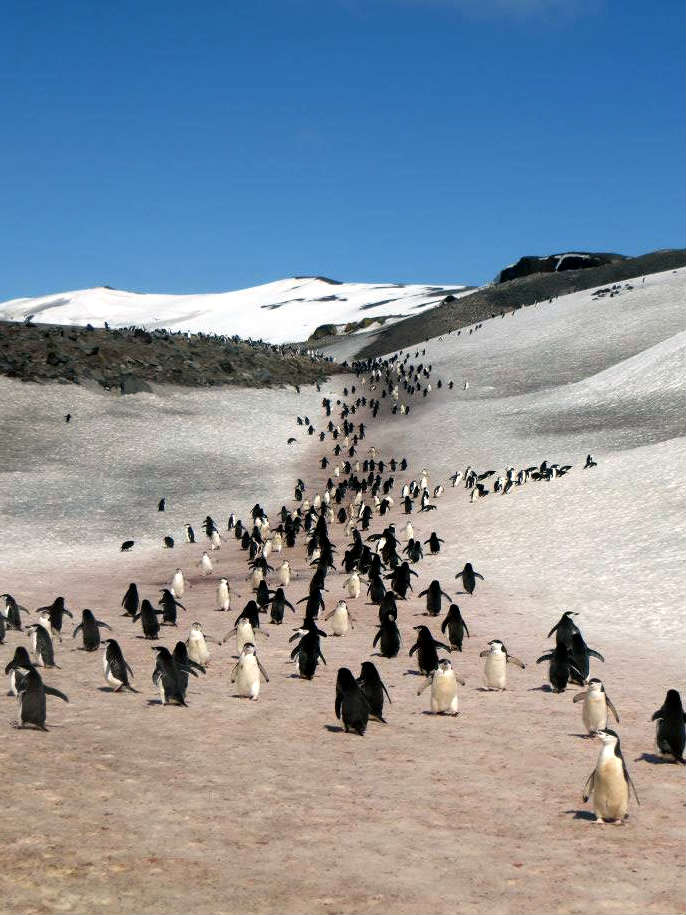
[[279, 560, 292, 587], [186, 622, 212, 667], [120, 540, 135, 552], [325, 599, 353, 636], [651, 690, 686, 763], [335, 668, 370, 735], [5, 646, 32, 695], [454, 562, 484, 595], [159, 589, 186, 626], [73, 609, 112, 651], [357, 661, 390, 721], [26, 623, 59, 668], [343, 570, 361, 599], [216, 577, 231, 611], [573, 678, 619, 735], [121, 583, 139, 618], [209, 530, 222, 551], [199, 552, 214, 575], [102, 639, 136, 692], [480, 640, 525, 690], [152, 646, 190, 705], [441, 604, 470, 652], [163, 536, 174, 548], [158, 498, 166, 511], [185, 524, 196, 544], [418, 658, 464, 715], [418, 580, 452, 617], [133, 599, 163, 640], [14, 664, 69, 730], [35, 596, 73, 635], [231, 643, 269, 700], [582, 729, 639, 823], [290, 630, 326, 679], [409, 626, 452, 675], [170, 569, 186, 598]]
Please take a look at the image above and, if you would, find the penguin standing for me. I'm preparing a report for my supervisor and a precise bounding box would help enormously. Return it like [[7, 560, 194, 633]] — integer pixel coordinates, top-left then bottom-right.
[[73, 609, 112, 651], [36, 596, 73, 635], [373, 611, 401, 658], [454, 563, 484, 595], [173, 642, 205, 695], [409, 626, 452, 676], [14, 664, 69, 730], [569, 632, 605, 685], [357, 661, 390, 721], [170, 569, 186, 598], [335, 668, 370, 735], [231, 643, 269, 700], [133, 599, 163, 640], [216, 577, 231, 612], [424, 532, 444, 555], [199, 551, 214, 575], [441, 604, 470, 652], [547, 611, 580, 647], [279, 561, 292, 587], [185, 524, 196, 544], [651, 690, 686, 763], [102, 639, 136, 692], [186, 622, 212, 666], [5, 646, 33, 695], [418, 580, 452, 617], [26, 624, 59, 668], [152, 646, 191, 705], [159, 589, 186, 626], [480, 640, 525, 690], [121, 584, 139, 618], [290, 630, 326, 679], [325, 599, 353, 636], [418, 658, 464, 715], [267, 587, 295, 625], [582, 729, 639, 823], [2, 594, 29, 630], [573, 678, 619, 734], [343, 570, 361, 600]]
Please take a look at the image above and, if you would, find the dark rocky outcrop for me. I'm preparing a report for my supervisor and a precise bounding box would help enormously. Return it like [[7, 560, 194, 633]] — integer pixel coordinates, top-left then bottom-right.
[[496, 252, 626, 284]]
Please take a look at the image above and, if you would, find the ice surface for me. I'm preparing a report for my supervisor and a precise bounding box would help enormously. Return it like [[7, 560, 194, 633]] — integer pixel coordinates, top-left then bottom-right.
[[0, 277, 470, 344]]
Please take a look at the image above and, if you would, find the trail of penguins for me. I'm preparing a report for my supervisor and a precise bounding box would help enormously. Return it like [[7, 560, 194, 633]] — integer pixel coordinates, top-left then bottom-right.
[[1, 346, 684, 828]]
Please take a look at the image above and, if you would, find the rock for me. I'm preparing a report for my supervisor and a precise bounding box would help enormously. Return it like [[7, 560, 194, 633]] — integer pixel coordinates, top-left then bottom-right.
[[120, 374, 153, 395]]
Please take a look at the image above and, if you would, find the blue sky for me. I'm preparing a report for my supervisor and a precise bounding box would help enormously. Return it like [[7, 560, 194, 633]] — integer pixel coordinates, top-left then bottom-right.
[[1, 0, 683, 298]]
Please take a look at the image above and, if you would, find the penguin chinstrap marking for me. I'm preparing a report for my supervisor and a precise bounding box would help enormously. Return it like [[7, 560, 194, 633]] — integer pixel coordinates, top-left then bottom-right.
[[102, 639, 137, 692], [325, 599, 353, 636], [357, 661, 391, 722], [480, 640, 526, 690], [651, 690, 686, 764], [573, 679, 619, 735], [73, 609, 112, 651], [231, 643, 269, 700], [583, 729, 639, 824], [14, 664, 69, 730], [418, 658, 465, 715], [335, 668, 371, 735]]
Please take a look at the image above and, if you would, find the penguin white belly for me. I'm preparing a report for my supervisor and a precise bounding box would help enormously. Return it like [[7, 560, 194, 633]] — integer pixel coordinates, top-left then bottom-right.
[[171, 573, 185, 597], [431, 672, 458, 714], [188, 634, 210, 665], [331, 607, 349, 636], [593, 757, 629, 821], [236, 621, 255, 654], [583, 694, 607, 734], [346, 578, 360, 599], [217, 583, 230, 611], [234, 657, 261, 699], [210, 531, 222, 550], [159, 680, 167, 704], [8, 669, 17, 696], [485, 654, 506, 689], [103, 655, 123, 690], [279, 567, 290, 587]]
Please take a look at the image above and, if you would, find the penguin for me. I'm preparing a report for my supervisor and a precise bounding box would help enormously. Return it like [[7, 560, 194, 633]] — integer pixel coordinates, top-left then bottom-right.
[[418, 580, 452, 617], [73, 609, 112, 651], [536, 643, 583, 693], [199, 551, 214, 575], [441, 604, 470, 652], [121, 583, 139, 618], [231, 643, 269, 700], [120, 540, 134, 552], [573, 679, 620, 735], [163, 536, 175, 549], [582, 729, 639, 823], [14, 664, 69, 730], [418, 658, 464, 715], [335, 668, 370, 735], [158, 498, 166, 511], [209, 529, 222, 551], [36, 596, 73, 635], [409, 626, 452, 675], [569, 632, 605, 685], [343, 570, 361, 600], [152, 646, 192, 705], [133, 599, 163, 640], [5, 645, 33, 695], [651, 690, 686, 763], [173, 641, 205, 695], [216, 577, 230, 612], [454, 562, 484, 595], [159, 589, 186, 626], [24, 623, 58, 668], [356, 661, 391, 722], [547, 611, 580, 648], [170, 569, 186, 598], [424, 532, 444, 555], [373, 611, 401, 658], [480, 640, 525, 690], [185, 524, 196, 544], [2, 594, 29, 630], [325, 599, 353, 636], [290, 630, 326, 679], [186, 622, 212, 666], [267, 587, 295, 624], [102, 639, 136, 692]]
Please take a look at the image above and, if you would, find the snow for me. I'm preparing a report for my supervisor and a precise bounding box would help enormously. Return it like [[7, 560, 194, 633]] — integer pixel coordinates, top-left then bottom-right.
[[0, 277, 470, 344]]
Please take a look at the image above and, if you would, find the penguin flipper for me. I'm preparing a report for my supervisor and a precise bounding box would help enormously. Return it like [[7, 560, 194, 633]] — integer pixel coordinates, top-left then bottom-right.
[[97, 621, 113, 631], [582, 770, 595, 802], [417, 676, 432, 695], [440, 618, 448, 635], [546, 624, 559, 638], [506, 655, 526, 669], [72, 624, 83, 638], [536, 653, 553, 664], [382, 683, 392, 703], [572, 691, 587, 703], [318, 650, 327, 665], [372, 629, 381, 647], [474, 572, 484, 581], [257, 659, 269, 682], [623, 763, 640, 805], [335, 693, 342, 720], [587, 649, 605, 662], [463, 622, 470, 638], [408, 643, 418, 657], [289, 643, 300, 660], [605, 695, 620, 723], [650, 707, 664, 721], [43, 686, 69, 703]]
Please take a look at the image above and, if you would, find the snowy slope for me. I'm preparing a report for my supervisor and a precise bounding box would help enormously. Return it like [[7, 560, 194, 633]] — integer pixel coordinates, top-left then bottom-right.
[[0, 277, 469, 344]]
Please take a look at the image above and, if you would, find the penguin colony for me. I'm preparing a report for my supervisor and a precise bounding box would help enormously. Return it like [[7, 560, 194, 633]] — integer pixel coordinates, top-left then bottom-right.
[[1, 347, 683, 830]]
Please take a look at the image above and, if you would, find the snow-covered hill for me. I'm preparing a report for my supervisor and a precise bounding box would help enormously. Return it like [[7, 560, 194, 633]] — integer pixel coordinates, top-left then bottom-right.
[[0, 276, 470, 344]]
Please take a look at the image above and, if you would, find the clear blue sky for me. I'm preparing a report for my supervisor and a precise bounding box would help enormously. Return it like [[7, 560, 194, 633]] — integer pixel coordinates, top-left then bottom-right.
[[1, 0, 684, 299]]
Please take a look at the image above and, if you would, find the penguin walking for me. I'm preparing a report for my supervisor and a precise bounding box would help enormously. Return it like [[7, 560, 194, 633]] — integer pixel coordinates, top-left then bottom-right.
[[186, 622, 212, 667], [573, 679, 619, 734], [185, 524, 196, 544], [547, 611, 580, 648], [199, 551, 214, 575], [651, 690, 686, 763], [102, 639, 136, 692], [536, 643, 583, 693], [5, 646, 33, 695], [480, 640, 526, 690], [13, 664, 69, 730], [335, 668, 370, 735], [418, 580, 452, 617], [569, 632, 605, 685], [279, 560, 292, 587], [424, 532, 444, 555], [2, 594, 29, 630], [159, 589, 186, 626], [357, 661, 390, 721], [152, 646, 192, 705], [409, 626, 452, 676], [343, 570, 361, 600], [231, 643, 269, 700], [73, 609, 112, 651], [36, 596, 73, 636], [582, 729, 639, 823], [418, 658, 464, 715], [216, 577, 231, 612], [121, 583, 139, 618], [133, 599, 163, 640], [267, 587, 295, 624], [326, 599, 353, 636], [290, 630, 326, 679], [173, 641, 206, 695], [441, 604, 470, 652], [170, 569, 186, 598], [373, 611, 402, 658], [454, 563, 484, 595], [26, 624, 59, 668]]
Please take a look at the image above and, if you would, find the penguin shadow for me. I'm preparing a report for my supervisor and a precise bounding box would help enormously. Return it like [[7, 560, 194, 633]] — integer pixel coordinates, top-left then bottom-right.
[[635, 752, 677, 765], [568, 732, 594, 739], [403, 669, 423, 676], [323, 724, 344, 733], [528, 684, 553, 692], [564, 809, 596, 821]]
